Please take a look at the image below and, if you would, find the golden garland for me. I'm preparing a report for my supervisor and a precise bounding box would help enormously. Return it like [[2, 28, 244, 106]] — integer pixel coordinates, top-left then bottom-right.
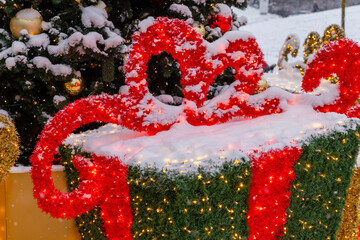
[[337, 168, 360, 239], [322, 24, 345, 46], [277, 34, 300, 70], [0, 113, 20, 181], [303, 31, 322, 64]]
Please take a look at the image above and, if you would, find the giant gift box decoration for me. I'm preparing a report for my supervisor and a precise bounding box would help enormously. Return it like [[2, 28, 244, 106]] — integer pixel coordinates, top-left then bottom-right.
[[31, 17, 360, 239]]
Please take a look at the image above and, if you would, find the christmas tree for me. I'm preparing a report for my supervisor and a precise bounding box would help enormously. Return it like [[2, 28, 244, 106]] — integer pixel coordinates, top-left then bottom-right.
[[0, 0, 247, 164]]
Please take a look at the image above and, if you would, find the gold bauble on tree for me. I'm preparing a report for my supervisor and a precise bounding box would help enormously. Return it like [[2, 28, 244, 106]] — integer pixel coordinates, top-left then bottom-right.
[[193, 21, 206, 37], [64, 77, 84, 96], [10, 8, 43, 39], [258, 78, 269, 89], [254, 78, 269, 94]]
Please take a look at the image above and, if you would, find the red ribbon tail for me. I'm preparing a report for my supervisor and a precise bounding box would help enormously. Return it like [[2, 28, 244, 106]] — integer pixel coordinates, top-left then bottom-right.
[[247, 146, 302, 240]]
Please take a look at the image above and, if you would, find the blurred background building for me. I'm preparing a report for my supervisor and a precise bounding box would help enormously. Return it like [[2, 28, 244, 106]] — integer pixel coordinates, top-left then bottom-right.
[[249, 0, 360, 16]]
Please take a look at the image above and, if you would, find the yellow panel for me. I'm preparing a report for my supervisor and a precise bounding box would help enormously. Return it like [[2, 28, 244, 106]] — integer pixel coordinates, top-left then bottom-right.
[[5, 171, 81, 240], [0, 180, 6, 240]]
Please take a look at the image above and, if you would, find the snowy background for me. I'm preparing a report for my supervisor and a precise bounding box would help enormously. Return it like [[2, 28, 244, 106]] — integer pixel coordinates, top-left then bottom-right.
[[233, 5, 360, 65]]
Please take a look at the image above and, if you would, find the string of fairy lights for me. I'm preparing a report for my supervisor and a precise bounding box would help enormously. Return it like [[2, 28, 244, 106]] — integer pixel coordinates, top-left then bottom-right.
[[283, 129, 360, 239], [128, 160, 250, 239]]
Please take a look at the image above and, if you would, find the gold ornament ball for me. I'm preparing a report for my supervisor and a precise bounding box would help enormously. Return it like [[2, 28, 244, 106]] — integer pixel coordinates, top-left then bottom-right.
[[258, 78, 269, 89], [0, 113, 20, 182], [10, 8, 43, 39], [193, 22, 206, 37], [64, 77, 84, 96]]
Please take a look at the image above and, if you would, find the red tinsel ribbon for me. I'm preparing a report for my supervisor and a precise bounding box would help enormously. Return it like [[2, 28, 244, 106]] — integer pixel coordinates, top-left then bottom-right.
[[248, 147, 302, 239], [30, 95, 133, 239], [123, 17, 279, 133], [209, 15, 232, 34]]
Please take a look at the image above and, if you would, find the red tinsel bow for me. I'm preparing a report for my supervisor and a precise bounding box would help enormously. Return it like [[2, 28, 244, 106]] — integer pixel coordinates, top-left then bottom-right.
[[30, 17, 360, 240], [209, 15, 233, 34]]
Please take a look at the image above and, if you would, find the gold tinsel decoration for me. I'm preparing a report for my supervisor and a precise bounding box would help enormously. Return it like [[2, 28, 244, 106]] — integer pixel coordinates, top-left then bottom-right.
[[322, 24, 345, 46], [277, 34, 300, 70], [337, 168, 360, 239], [0, 113, 20, 182], [303, 31, 322, 64]]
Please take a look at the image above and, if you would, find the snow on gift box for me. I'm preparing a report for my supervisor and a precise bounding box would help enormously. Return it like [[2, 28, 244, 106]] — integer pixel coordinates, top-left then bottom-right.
[[30, 17, 360, 239]]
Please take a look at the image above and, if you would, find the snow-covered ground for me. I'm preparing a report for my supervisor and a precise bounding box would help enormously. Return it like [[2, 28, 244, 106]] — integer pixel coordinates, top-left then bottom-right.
[[233, 5, 360, 64]]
